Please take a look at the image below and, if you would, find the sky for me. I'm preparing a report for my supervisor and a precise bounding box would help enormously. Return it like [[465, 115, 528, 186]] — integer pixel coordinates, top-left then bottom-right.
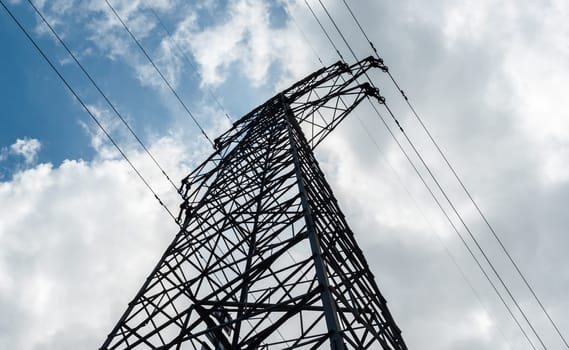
[[1, 0, 569, 349]]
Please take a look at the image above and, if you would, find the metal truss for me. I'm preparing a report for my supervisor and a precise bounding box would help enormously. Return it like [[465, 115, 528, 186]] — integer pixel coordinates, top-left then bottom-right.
[[100, 57, 407, 350]]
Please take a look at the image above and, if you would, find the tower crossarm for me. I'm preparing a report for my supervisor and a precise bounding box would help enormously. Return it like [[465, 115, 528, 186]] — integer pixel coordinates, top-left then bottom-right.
[[210, 56, 385, 153], [179, 57, 386, 206]]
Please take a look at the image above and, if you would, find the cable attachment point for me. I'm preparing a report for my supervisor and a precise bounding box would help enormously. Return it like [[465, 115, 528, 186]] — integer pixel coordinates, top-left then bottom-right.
[[368, 56, 388, 72], [361, 82, 385, 103]]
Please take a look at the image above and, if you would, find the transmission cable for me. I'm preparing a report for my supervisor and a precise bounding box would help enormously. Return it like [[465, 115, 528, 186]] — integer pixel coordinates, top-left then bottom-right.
[[303, 0, 344, 62], [103, 0, 214, 146], [149, 8, 232, 122], [316, 1, 548, 347], [313, 2, 549, 348], [349, 101, 515, 347], [352, 107, 516, 348], [382, 102, 546, 349], [299, 3, 527, 345], [305, 1, 543, 348], [371, 100, 537, 350], [341, 1, 569, 347], [25, 0, 179, 194], [0, 0, 177, 223]]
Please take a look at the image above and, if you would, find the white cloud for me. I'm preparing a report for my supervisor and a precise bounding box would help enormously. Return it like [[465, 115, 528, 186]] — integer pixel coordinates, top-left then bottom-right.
[[499, 0, 569, 185], [182, 0, 273, 86], [9, 138, 41, 164], [178, 0, 314, 88], [0, 134, 194, 349]]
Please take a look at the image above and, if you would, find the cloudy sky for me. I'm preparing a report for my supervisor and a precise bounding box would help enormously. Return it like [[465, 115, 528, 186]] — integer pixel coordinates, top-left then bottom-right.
[[1, 0, 569, 349]]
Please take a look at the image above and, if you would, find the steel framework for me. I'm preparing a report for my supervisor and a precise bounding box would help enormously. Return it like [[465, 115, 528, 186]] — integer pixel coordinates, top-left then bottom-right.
[[100, 57, 407, 350]]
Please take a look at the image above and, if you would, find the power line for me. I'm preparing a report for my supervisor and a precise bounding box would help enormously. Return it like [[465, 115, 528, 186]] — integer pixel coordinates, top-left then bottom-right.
[[303, 0, 344, 62], [319, 0, 547, 345], [354, 115, 514, 349], [302, 5, 532, 345], [316, 0, 359, 66], [370, 100, 537, 350], [103, 0, 214, 146], [0, 0, 177, 223], [304, 0, 543, 348], [381, 102, 546, 349], [339, 0, 382, 62], [25, 0, 179, 194], [340, 1, 569, 348]]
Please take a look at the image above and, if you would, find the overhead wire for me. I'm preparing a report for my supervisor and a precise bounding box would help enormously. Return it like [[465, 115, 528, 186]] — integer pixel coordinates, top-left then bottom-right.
[[103, 0, 214, 147], [340, 0, 569, 348], [0, 0, 177, 223], [287, 2, 512, 347], [25, 0, 179, 194], [349, 101, 515, 349], [303, 0, 344, 62], [316, 0, 548, 347], [352, 105, 516, 349], [149, 8, 232, 122], [383, 101, 545, 349], [0, 7, 248, 345], [306, 0, 544, 348], [371, 98, 537, 350]]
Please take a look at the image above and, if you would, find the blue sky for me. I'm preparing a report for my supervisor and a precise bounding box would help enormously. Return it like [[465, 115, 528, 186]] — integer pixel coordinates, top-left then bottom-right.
[[2, 0, 569, 349], [0, 0, 292, 179], [1, 8, 90, 172]]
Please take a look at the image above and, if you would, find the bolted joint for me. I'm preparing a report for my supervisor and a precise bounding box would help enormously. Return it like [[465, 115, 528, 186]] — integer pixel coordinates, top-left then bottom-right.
[[213, 137, 222, 151], [338, 61, 350, 74]]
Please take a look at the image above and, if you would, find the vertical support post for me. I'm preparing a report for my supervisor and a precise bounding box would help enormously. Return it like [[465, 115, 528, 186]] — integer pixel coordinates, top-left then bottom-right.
[[281, 94, 346, 350]]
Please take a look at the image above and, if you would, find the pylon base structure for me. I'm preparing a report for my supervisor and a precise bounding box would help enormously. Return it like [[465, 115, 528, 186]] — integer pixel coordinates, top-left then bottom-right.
[[101, 57, 408, 350]]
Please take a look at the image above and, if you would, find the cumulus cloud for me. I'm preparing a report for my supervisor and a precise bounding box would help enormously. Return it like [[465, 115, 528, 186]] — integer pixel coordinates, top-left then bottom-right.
[[9, 138, 41, 164], [175, 0, 315, 87], [0, 134, 196, 349]]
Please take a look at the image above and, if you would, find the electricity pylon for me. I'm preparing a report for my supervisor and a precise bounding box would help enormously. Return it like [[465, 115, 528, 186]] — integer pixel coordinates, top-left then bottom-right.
[[101, 57, 407, 350]]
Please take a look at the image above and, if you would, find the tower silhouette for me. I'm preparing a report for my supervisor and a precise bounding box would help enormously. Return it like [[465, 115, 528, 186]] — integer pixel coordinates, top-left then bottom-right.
[[101, 57, 407, 350]]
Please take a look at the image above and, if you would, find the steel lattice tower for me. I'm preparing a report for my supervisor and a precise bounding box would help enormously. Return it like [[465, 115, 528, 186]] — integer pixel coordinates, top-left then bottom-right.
[[101, 57, 407, 350]]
